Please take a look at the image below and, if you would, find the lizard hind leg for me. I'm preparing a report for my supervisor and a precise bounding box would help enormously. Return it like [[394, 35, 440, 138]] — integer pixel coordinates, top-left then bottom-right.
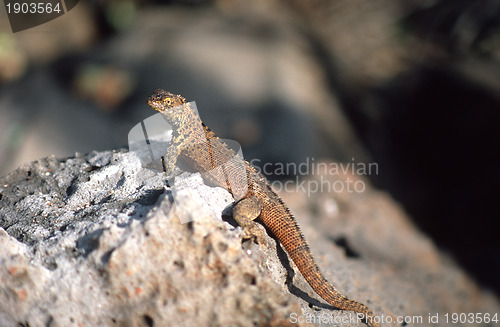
[[232, 196, 267, 245]]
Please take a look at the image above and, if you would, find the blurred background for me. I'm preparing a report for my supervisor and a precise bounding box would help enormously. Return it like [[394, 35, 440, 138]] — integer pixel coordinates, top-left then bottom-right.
[[1, 0, 499, 298]]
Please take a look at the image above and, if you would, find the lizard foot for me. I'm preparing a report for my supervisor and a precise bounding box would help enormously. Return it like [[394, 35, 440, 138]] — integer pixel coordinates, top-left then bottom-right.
[[241, 224, 268, 246], [233, 197, 267, 246]]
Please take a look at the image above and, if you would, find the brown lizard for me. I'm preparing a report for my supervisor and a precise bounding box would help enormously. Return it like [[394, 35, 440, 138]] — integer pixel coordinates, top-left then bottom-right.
[[147, 89, 380, 327]]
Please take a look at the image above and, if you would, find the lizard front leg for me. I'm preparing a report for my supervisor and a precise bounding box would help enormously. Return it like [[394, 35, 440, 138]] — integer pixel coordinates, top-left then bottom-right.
[[162, 133, 185, 177], [232, 196, 267, 245]]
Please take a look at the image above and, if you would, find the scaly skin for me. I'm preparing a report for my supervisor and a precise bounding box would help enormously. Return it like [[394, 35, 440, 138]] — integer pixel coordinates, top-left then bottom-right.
[[147, 89, 380, 327]]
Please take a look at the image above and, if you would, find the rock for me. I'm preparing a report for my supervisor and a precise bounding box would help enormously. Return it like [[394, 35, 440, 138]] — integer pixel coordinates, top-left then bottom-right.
[[0, 150, 299, 327], [1, 150, 499, 327]]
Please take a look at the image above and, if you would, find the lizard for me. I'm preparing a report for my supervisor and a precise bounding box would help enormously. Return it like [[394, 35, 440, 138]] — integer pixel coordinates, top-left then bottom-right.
[[146, 89, 380, 327]]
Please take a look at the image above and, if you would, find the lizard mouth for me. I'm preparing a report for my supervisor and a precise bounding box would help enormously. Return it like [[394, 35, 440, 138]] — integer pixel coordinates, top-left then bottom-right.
[[146, 99, 163, 112]]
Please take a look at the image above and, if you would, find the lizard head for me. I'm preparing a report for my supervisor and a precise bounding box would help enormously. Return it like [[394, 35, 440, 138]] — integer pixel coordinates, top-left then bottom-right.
[[147, 89, 187, 113]]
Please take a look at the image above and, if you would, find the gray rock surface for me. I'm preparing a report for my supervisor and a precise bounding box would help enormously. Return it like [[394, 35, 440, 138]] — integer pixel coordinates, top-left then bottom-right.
[[0, 150, 299, 327], [1, 150, 499, 327]]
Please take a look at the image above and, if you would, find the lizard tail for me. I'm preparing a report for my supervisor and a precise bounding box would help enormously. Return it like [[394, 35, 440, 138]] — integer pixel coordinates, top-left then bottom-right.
[[259, 196, 380, 327], [288, 243, 379, 327]]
